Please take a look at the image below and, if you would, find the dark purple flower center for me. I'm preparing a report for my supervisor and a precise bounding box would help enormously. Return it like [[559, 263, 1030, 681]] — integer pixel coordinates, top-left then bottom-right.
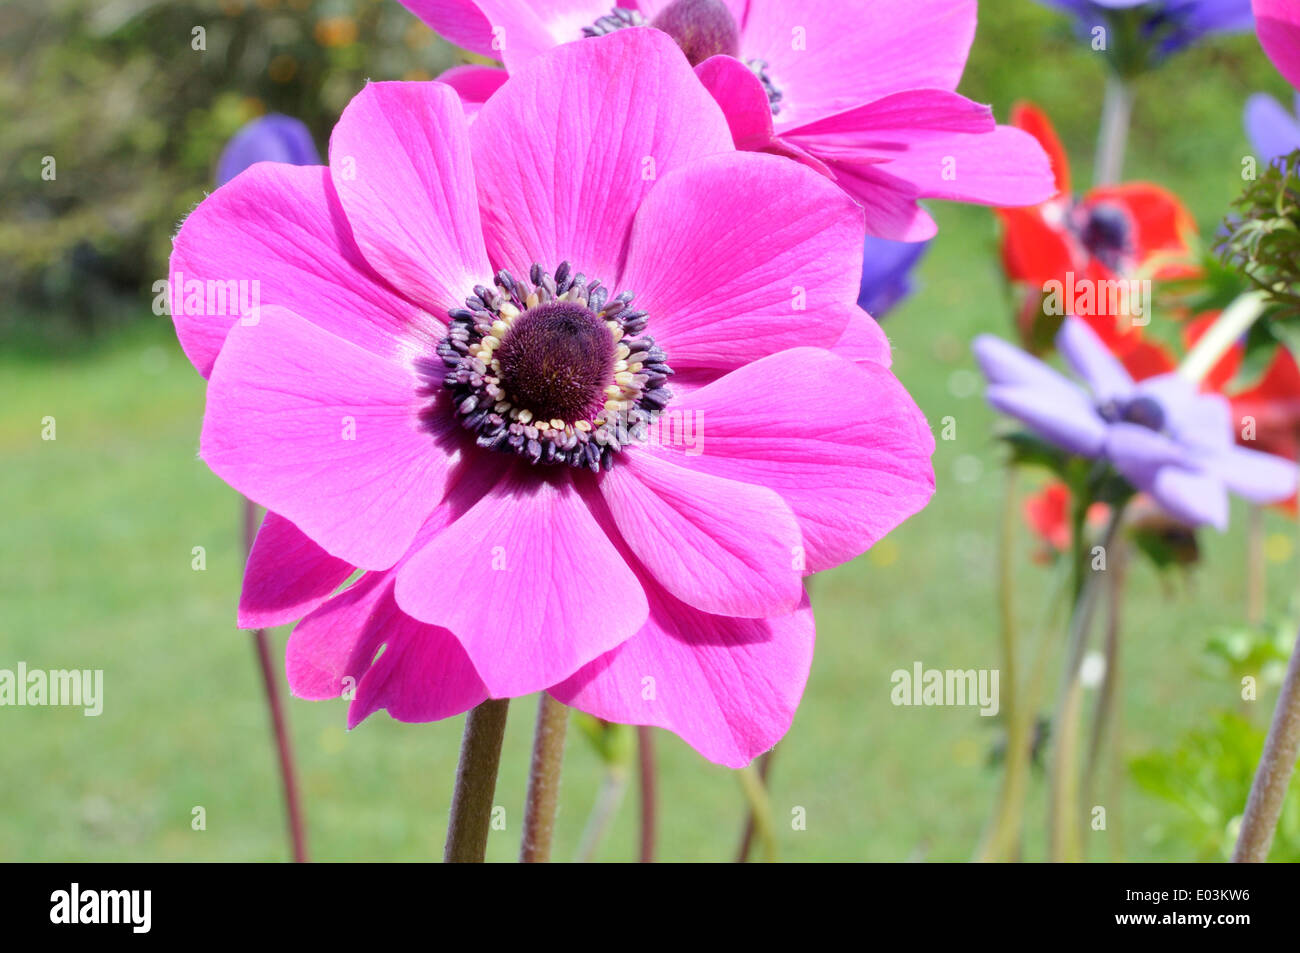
[[1076, 202, 1134, 271], [1099, 394, 1166, 433], [649, 0, 741, 65], [583, 3, 784, 114], [495, 302, 615, 424], [429, 262, 674, 471]]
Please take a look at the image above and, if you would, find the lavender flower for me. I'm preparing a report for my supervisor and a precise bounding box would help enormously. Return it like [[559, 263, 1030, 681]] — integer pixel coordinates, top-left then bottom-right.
[[858, 236, 930, 320], [1038, 0, 1254, 69], [1245, 91, 1300, 163], [215, 114, 320, 187], [974, 317, 1296, 529]]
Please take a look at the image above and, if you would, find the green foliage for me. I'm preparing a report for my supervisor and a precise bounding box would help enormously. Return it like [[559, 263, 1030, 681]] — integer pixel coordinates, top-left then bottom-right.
[[1132, 711, 1300, 861], [0, 0, 457, 347]]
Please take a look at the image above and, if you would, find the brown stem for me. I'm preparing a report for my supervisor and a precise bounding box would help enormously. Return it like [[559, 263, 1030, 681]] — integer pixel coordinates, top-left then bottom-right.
[[1233, 631, 1300, 862], [637, 725, 657, 863], [520, 693, 568, 863], [243, 498, 309, 863], [444, 699, 510, 863]]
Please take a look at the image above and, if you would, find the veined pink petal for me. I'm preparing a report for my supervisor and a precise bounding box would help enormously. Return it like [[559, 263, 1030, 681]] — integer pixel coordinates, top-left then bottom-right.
[[858, 123, 1056, 209], [394, 466, 648, 697], [169, 164, 430, 379], [599, 448, 804, 617], [328, 81, 491, 318], [346, 585, 491, 728], [832, 308, 892, 369], [662, 347, 935, 572], [740, 0, 977, 127], [286, 574, 388, 702], [1255, 0, 1300, 91], [469, 27, 733, 282], [286, 572, 489, 727], [239, 511, 356, 630], [553, 584, 815, 769], [397, 0, 498, 56], [694, 53, 776, 151], [473, 0, 626, 69], [820, 160, 939, 241], [782, 88, 996, 155], [437, 63, 509, 122], [201, 306, 458, 571], [619, 152, 861, 369]]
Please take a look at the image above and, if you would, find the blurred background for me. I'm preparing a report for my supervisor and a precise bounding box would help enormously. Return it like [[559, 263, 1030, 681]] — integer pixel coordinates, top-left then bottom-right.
[[3, 0, 1299, 860]]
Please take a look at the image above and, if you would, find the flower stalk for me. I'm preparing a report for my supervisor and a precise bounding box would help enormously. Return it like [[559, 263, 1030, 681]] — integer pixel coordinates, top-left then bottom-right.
[[736, 762, 777, 863], [1094, 75, 1133, 187], [243, 498, 309, 864], [1233, 631, 1300, 862], [637, 725, 657, 863], [520, 693, 569, 863], [1178, 291, 1269, 385], [445, 699, 510, 863]]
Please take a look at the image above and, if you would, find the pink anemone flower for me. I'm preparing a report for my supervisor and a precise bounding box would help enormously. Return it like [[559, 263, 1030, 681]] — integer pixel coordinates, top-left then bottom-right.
[[169, 29, 935, 767], [403, 0, 1055, 240], [1254, 0, 1300, 92]]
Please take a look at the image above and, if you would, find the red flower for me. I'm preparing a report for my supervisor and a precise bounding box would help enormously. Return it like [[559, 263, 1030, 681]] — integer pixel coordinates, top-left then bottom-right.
[[997, 103, 1197, 358], [1022, 481, 1109, 563]]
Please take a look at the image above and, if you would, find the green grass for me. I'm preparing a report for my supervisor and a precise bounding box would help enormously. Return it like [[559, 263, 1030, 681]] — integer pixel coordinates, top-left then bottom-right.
[[3, 7, 1299, 862]]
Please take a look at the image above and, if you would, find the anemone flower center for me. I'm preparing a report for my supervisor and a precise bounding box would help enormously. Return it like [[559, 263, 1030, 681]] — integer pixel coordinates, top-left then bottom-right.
[[1099, 394, 1166, 433], [429, 262, 673, 471], [583, 3, 784, 114], [1076, 202, 1133, 271]]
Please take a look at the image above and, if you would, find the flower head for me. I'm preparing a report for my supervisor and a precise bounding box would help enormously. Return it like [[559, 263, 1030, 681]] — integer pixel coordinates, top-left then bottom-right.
[[1245, 91, 1300, 163], [857, 236, 930, 320], [997, 103, 1196, 353], [974, 317, 1296, 529], [400, 0, 1055, 240], [215, 114, 320, 187], [1037, 0, 1254, 71], [171, 30, 935, 768]]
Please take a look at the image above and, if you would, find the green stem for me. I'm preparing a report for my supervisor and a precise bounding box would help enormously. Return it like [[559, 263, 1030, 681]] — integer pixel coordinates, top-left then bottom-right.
[[736, 747, 776, 862], [520, 693, 568, 863], [1233, 631, 1300, 862], [444, 699, 510, 863], [1049, 505, 1125, 862], [1093, 75, 1133, 187], [637, 725, 657, 863], [574, 766, 628, 863], [736, 763, 777, 863], [1082, 533, 1129, 836]]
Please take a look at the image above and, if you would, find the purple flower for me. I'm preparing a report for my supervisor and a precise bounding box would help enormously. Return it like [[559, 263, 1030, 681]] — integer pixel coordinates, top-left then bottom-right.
[[215, 114, 320, 187], [1038, 0, 1254, 64], [1245, 91, 1300, 163], [974, 317, 1296, 529], [857, 236, 929, 320]]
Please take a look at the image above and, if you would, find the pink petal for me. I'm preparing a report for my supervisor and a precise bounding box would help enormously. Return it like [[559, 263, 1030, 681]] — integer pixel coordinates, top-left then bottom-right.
[[469, 27, 733, 282], [553, 584, 815, 769], [436, 63, 509, 122], [285, 574, 387, 701], [239, 511, 356, 629], [619, 151, 861, 369], [784, 91, 1056, 214], [328, 81, 491, 318], [473, 0, 626, 69], [394, 467, 648, 697], [694, 53, 776, 151], [599, 447, 804, 617], [740, 0, 977, 126], [823, 160, 939, 241], [169, 163, 430, 379], [397, 0, 497, 56], [661, 347, 935, 572], [832, 307, 892, 369], [201, 306, 458, 571], [1256, 0, 1300, 91], [346, 585, 490, 728]]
